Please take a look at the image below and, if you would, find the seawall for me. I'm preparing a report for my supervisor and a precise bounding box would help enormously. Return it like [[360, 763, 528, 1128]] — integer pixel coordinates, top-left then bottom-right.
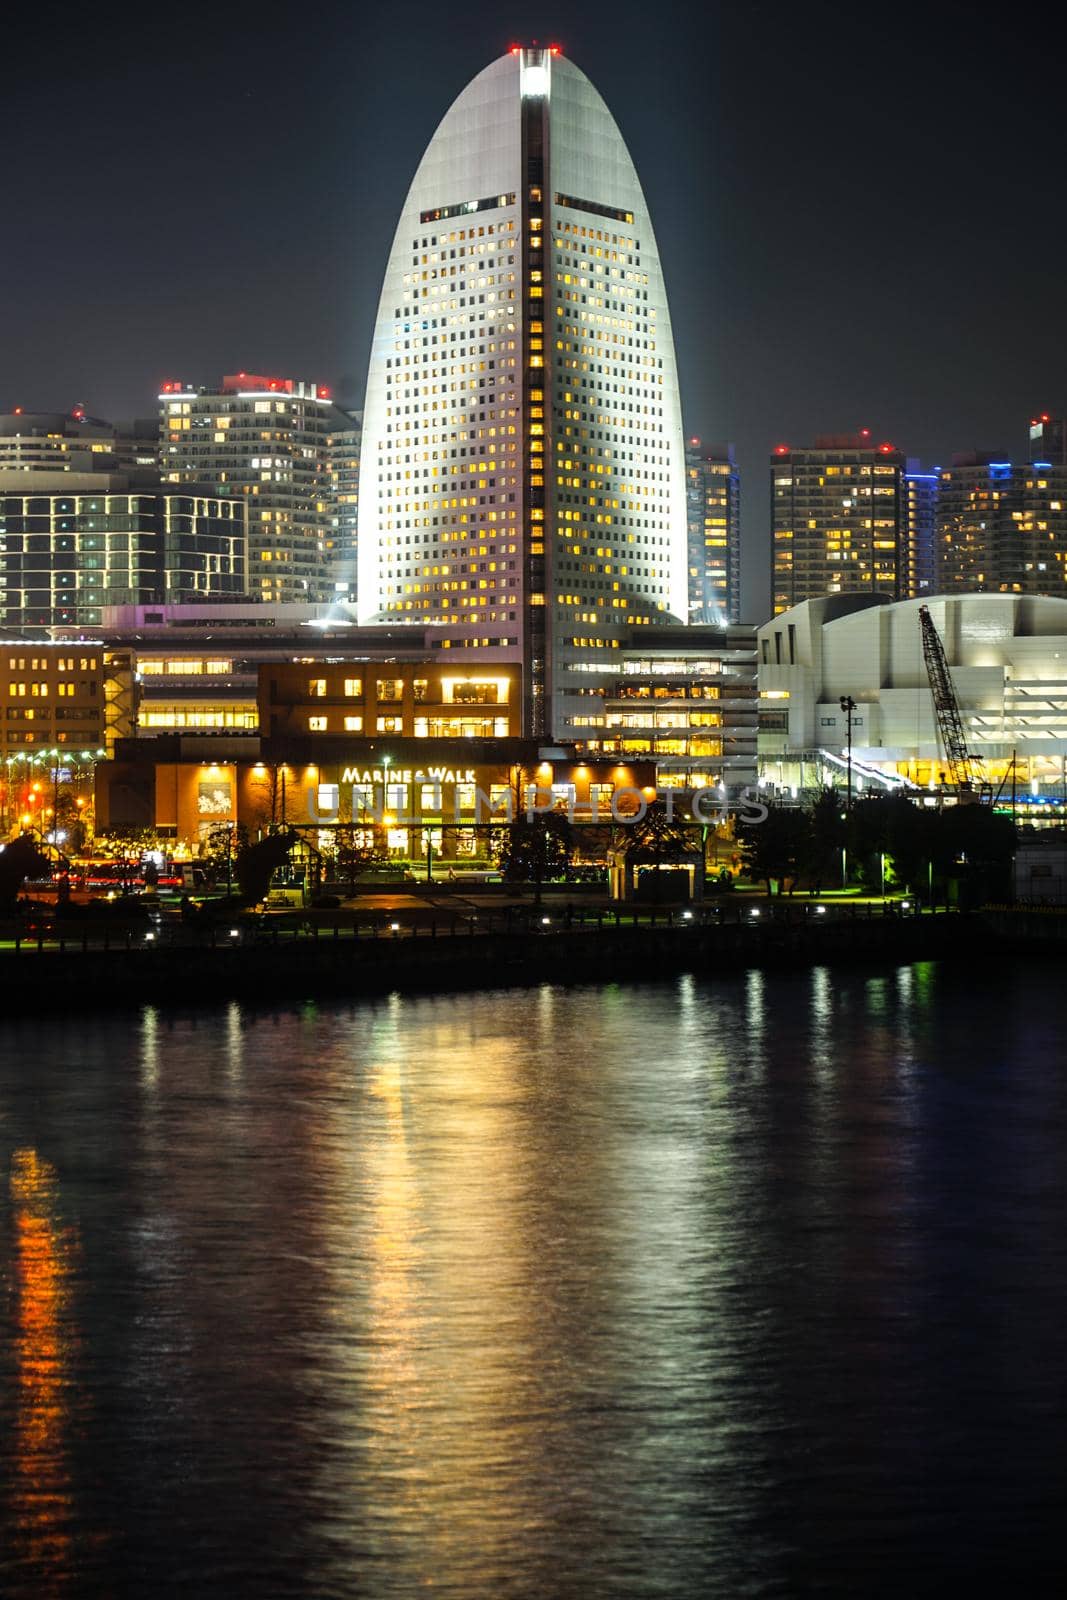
[[0, 913, 982, 1016]]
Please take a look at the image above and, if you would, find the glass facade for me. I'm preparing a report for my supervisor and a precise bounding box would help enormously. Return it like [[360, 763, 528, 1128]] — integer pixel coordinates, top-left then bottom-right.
[[0, 488, 245, 629]]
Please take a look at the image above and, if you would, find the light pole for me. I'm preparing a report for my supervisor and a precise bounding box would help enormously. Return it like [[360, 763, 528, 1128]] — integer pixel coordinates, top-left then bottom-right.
[[839, 696, 857, 810], [422, 827, 435, 883], [50, 748, 61, 845]]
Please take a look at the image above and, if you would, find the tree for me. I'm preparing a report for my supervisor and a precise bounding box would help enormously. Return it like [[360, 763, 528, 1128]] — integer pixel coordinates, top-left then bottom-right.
[[625, 802, 700, 900], [493, 812, 574, 904], [884, 794, 934, 894], [53, 789, 90, 855], [334, 824, 384, 896], [940, 803, 1014, 906], [203, 824, 249, 891], [800, 787, 845, 890], [738, 804, 806, 896], [624, 802, 698, 868], [0, 834, 53, 907]]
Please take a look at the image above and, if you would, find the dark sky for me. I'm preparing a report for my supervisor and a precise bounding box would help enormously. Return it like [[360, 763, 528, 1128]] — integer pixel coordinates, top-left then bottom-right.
[[4, 0, 1066, 619]]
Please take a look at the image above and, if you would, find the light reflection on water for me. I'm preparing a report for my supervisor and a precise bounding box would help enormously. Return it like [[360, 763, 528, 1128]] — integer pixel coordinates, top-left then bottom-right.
[[1, 961, 1066, 1597]]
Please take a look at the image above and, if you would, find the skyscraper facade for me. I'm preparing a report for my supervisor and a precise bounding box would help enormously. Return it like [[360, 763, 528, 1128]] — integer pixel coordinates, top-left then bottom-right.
[[685, 439, 740, 623], [357, 47, 687, 736], [160, 375, 353, 606], [937, 454, 1067, 595], [771, 433, 905, 615]]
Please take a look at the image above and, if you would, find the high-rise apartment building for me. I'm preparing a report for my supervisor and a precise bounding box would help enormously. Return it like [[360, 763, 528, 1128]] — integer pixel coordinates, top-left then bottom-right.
[[937, 454, 1067, 595], [1029, 413, 1066, 466], [771, 433, 905, 615], [685, 439, 740, 623], [902, 467, 938, 598], [357, 47, 687, 737], [0, 411, 158, 475], [160, 375, 355, 606], [326, 407, 361, 604]]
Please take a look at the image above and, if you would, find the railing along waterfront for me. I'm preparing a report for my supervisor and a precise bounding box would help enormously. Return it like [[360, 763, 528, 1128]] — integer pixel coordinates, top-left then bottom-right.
[[1, 896, 955, 958]]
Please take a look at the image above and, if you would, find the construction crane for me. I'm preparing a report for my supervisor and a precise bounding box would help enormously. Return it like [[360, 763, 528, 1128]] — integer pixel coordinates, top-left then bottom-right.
[[918, 604, 991, 803]]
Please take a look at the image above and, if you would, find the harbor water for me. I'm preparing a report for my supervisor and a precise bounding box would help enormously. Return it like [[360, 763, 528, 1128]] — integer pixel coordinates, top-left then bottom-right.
[[1, 959, 1065, 1596]]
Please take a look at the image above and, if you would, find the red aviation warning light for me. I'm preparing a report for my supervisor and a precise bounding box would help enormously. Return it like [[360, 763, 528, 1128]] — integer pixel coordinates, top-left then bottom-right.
[[774, 444, 789, 456]]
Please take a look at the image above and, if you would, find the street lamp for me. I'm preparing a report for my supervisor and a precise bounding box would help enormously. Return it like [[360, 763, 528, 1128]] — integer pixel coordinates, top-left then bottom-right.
[[839, 696, 857, 809], [421, 827, 437, 883]]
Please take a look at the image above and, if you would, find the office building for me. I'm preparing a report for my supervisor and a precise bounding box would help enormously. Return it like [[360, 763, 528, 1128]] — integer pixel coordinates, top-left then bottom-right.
[[685, 439, 740, 623], [0, 475, 246, 631], [48, 605, 452, 736], [160, 375, 356, 606], [937, 455, 1067, 596], [585, 624, 757, 798], [0, 641, 116, 755], [357, 46, 688, 738], [771, 433, 906, 615], [261, 659, 521, 742]]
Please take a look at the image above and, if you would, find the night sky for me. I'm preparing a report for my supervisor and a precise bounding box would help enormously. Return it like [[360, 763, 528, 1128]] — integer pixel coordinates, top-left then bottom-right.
[[4, 0, 1065, 619]]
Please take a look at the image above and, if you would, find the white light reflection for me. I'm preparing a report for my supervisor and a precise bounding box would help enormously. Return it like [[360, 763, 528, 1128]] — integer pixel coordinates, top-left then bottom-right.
[[141, 1005, 159, 1092], [226, 1002, 243, 1085], [744, 969, 766, 1072]]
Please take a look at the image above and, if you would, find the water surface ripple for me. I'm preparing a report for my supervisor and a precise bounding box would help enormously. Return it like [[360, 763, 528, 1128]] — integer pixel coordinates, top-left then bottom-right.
[[1, 960, 1065, 1596]]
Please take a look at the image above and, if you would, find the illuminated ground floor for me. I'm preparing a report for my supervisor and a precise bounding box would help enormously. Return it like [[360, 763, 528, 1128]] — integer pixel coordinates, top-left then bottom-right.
[[758, 746, 1067, 819], [94, 734, 658, 859]]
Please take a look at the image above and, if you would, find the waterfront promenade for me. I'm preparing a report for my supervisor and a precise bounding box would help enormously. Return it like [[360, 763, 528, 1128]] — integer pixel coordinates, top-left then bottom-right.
[[0, 893, 978, 1015]]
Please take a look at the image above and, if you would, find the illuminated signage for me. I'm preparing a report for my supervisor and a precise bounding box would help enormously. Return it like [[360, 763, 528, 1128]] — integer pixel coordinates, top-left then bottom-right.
[[340, 766, 476, 785]]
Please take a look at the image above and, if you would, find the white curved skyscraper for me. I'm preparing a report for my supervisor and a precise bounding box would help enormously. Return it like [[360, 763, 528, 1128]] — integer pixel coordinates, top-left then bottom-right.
[[358, 46, 687, 736]]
